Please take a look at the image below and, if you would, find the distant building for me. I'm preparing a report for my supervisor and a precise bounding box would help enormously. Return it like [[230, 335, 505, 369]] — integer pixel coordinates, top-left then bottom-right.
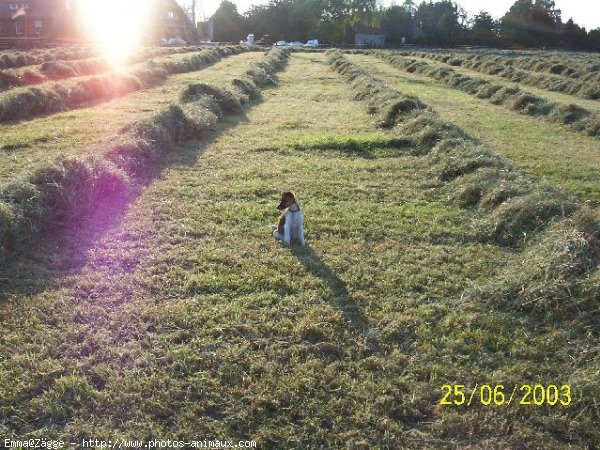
[[354, 33, 386, 47], [0, 0, 196, 43], [0, 0, 72, 39], [153, 0, 196, 43]]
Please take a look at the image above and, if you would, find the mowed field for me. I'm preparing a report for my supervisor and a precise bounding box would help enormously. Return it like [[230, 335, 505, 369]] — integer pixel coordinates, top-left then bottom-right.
[[346, 52, 600, 204], [0, 47, 599, 449], [0, 49, 263, 179]]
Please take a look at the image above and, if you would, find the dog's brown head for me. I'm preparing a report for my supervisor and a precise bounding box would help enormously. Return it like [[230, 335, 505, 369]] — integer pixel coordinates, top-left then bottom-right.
[[277, 191, 297, 210]]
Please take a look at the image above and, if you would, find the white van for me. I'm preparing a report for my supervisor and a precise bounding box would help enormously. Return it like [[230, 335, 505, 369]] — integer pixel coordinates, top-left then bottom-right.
[[304, 39, 319, 48]]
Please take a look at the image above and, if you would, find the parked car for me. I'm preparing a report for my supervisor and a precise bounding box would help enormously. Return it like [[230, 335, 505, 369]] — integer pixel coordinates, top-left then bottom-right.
[[289, 41, 303, 47], [274, 40, 287, 46], [304, 39, 319, 48], [256, 34, 272, 45], [168, 37, 187, 46]]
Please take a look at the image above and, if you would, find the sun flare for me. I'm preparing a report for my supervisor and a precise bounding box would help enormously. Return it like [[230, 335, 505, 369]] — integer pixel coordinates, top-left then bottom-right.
[[78, 0, 153, 65]]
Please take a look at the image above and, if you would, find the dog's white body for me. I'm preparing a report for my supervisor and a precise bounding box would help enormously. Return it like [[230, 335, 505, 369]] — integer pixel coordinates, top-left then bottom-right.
[[273, 206, 305, 246]]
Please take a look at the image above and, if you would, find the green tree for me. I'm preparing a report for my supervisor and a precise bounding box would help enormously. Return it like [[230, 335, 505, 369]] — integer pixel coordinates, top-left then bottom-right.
[[588, 28, 600, 50], [380, 5, 414, 44], [500, 0, 562, 47], [401, 0, 416, 14], [245, 4, 271, 39], [534, 0, 561, 23], [531, 0, 561, 46], [500, 0, 535, 47], [470, 11, 499, 46], [560, 18, 587, 49], [211, 0, 246, 42], [245, 0, 294, 41], [414, 1, 465, 45]]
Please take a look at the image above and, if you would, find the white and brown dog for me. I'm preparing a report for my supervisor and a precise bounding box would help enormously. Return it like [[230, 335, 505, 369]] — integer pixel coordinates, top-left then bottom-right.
[[273, 191, 305, 246]]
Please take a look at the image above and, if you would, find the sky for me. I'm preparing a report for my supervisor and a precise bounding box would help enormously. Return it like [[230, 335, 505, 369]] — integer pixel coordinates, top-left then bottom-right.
[[178, 0, 600, 31]]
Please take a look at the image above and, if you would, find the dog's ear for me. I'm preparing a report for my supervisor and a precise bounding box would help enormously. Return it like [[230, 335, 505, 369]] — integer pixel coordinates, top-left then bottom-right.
[[283, 191, 296, 202]]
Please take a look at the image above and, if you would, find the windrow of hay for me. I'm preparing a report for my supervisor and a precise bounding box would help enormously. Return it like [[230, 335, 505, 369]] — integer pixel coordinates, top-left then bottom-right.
[[466, 206, 600, 424], [0, 157, 129, 255], [373, 51, 600, 138], [509, 54, 600, 81], [0, 46, 95, 70], [329, 50, 600, 328], [328, 53, 579, 243], [0, 58, 113, 92], [327, 50, 427, 128], [505, 53, 599, 78], [469, 207, 600, 323], [232, 47, 291, 102], [407, 51, 600, 101], [0, 47, 290, 262], [332, 51, 600, 429], [180, 83, 243, 115], [0, 46, 202, 92], [0, 46, 247, 123], [0, 44, 197, 74]]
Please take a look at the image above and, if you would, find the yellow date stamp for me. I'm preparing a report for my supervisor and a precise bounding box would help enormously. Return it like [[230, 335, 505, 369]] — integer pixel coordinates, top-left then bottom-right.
[[440, 384, 572, 407]]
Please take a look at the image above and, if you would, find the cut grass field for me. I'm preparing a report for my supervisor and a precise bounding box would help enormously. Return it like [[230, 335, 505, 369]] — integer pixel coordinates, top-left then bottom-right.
[[0, 51, 263, 181], [0, 47, 248, 125], [408, 51, 600, 101], [0, 47, 95, 70], [369, 52, 600, 139], [478, 52, 600, 82], [0, 47, 202, 92], [0, 48, 289, 265], [0, 51, 598, 449], [346, 53, 600, 205], [403, 53, 600, 114]]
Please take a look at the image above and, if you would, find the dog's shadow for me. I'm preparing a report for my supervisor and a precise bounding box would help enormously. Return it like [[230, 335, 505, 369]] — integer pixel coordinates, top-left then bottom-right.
[[290, 244, 372, 335]]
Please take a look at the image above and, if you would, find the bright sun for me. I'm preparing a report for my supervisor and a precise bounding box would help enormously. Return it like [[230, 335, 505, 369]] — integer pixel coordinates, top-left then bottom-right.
[[78, 0, 153, 65]]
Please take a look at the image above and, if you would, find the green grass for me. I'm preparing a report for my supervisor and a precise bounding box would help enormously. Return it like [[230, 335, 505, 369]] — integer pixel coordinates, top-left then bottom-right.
[[0, 48, 290, 265], [0, 46, 94, 70], [370, 52, 600, 138], [347, 53, 600, 205], [0, 52, 264, 182], [405, 52, 600, 113], [0, 51, 598, 448], [0, 48, 200, 92], [410, 51, 600, 101], [0, 47, 248, 125]]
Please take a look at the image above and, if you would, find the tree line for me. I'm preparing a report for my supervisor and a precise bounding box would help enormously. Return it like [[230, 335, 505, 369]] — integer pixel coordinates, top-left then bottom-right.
[[208, 0, 600, 50]]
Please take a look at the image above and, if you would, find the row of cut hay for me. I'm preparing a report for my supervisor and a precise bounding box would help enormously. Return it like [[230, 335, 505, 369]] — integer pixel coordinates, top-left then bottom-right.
[[0, 46, 246, 123], [0, 46, 217, 92], [510, 54, 600, 83], [0, 57, 112, 91], [327, 50, 427, 128], [328, 52, 579, 244], [470, 206, 600, 323], [0, 47, 290, 263], [408, 51, 600, 101], [356, 52, 600, 422], [230, 47, 291, 102], [176, 48, 291, 124], [345, 50, 593, 249], [373, 51, 600, 138], [0, 46, 95, 70], [499, 53, 599, 82], [151, 45, 245, 75], [328, 50, 600, 342], [415, 51, 600, 85]]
